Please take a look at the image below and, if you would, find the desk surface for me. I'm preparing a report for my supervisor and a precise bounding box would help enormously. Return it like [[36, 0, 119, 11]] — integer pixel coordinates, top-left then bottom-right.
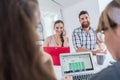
[[54, 53, 114, 80]]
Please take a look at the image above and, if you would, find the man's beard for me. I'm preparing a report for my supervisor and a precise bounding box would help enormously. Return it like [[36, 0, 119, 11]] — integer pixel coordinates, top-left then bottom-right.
[[81, 21, 90, 28]]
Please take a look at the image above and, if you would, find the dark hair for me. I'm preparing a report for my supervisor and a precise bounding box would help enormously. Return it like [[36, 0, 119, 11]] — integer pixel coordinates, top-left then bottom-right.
[[54, 20, 64, 28], [78, 10, 89, 18], [0, 0, 54, 80], [60, 33, 64, 47], [19, 1, 37, 21]]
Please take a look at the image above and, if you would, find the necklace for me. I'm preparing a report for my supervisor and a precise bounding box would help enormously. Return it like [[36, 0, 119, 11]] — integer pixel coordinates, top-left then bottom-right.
[[54, 35, 62, 47]]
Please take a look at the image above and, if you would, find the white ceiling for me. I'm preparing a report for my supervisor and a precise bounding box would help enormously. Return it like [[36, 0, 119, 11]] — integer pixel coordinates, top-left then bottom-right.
[[51, 0, 82, 8]]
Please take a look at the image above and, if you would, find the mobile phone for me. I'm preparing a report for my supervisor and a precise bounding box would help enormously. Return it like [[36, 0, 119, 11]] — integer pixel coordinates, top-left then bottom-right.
[[60, 32, 63, 37]]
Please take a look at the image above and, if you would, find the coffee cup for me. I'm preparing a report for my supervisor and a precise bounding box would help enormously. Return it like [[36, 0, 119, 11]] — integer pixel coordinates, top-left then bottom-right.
[[96, 53, 105, 65]]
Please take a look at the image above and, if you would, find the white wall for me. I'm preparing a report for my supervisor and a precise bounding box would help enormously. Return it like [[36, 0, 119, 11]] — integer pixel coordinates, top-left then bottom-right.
[[38, 0, 61, 16], [38, 0, 62, 39], [62, 0, 100, 52], [98, 0, 112, 14]]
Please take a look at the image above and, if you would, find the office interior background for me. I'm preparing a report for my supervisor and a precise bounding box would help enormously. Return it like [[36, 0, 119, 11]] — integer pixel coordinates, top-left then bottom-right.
[[37, 0, 113, 60]]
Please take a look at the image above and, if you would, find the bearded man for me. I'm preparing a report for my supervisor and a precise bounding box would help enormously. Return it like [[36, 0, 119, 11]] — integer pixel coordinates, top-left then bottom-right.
[[72, 10, 105, 55]]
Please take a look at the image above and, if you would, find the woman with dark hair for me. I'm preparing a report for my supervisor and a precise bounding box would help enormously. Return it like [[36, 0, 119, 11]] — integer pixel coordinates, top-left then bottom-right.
[[0, 0, 56, 80], [43, 20, 69, 47]]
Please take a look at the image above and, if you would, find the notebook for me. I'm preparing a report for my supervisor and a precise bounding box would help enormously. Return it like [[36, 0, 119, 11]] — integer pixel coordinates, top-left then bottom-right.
[[43, 47, 70, 65], [60, 52, 96, 80]]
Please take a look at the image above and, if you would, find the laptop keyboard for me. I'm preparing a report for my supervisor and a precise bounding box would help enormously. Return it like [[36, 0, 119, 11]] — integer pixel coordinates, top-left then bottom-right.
[[73, 73, 94, 80]]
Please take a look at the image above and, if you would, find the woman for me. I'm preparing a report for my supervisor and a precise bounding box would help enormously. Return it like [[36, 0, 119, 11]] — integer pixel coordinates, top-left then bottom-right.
[[90, 0, 120, 80], [0, 0, 56, 80], [43, 20, 69, 47]]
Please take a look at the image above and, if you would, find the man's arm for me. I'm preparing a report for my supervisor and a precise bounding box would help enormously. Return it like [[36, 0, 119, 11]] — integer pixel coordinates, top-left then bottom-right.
[[72, 29, 82, 50], [76, 47, 106, 55], [76, 47, 89, 52], [72, 29, 97, 55]]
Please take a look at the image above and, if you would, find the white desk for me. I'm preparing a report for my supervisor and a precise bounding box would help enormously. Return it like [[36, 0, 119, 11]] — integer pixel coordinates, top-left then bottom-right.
[[54, 53, 114, 80]]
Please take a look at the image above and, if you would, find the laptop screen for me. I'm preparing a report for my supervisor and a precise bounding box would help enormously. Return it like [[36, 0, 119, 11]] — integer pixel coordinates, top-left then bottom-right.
[[60, 53, 94, 74]]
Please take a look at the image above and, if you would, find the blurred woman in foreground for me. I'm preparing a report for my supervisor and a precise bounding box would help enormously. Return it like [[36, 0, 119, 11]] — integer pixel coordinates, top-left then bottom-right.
[[90, 0, 120, 80], [0, 0, 56, 80]]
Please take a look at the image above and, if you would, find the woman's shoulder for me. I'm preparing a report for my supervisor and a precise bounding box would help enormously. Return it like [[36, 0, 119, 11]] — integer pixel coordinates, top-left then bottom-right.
[[42, 51, 52, 63], [90, 62, 120, 80], [43, 35, 55, 47], [46, 35, 54, 40]]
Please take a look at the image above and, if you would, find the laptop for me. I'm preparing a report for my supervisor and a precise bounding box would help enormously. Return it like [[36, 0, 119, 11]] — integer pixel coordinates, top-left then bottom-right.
[[43, 47, 70, 65], [60, 52, 96, 80]]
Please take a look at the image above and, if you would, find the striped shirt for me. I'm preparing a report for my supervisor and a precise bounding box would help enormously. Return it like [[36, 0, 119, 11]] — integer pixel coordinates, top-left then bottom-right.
[[72, 27, 97, 50]]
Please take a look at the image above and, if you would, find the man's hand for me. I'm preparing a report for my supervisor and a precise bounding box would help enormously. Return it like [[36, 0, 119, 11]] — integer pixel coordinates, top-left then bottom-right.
[[92, 49, 107, 55], [76, 47, 89, 52]]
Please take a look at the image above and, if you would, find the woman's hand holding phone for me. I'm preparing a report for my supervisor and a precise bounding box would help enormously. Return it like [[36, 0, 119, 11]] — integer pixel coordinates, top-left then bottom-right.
[[61, 29, 68, 43], [62, 29, 66, 36]]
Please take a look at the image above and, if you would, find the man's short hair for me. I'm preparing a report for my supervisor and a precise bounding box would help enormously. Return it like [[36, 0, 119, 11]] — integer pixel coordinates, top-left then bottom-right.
[[78, 10, 89, 18]]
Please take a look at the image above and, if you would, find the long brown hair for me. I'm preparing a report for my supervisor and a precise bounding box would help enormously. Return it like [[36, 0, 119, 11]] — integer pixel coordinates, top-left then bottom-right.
[[0, 0, 54, 80]]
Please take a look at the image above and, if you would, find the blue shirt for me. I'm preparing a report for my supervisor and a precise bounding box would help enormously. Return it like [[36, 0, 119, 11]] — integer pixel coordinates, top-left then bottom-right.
[[90, 61, 120, 80], [72, 27, 97, 50]]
